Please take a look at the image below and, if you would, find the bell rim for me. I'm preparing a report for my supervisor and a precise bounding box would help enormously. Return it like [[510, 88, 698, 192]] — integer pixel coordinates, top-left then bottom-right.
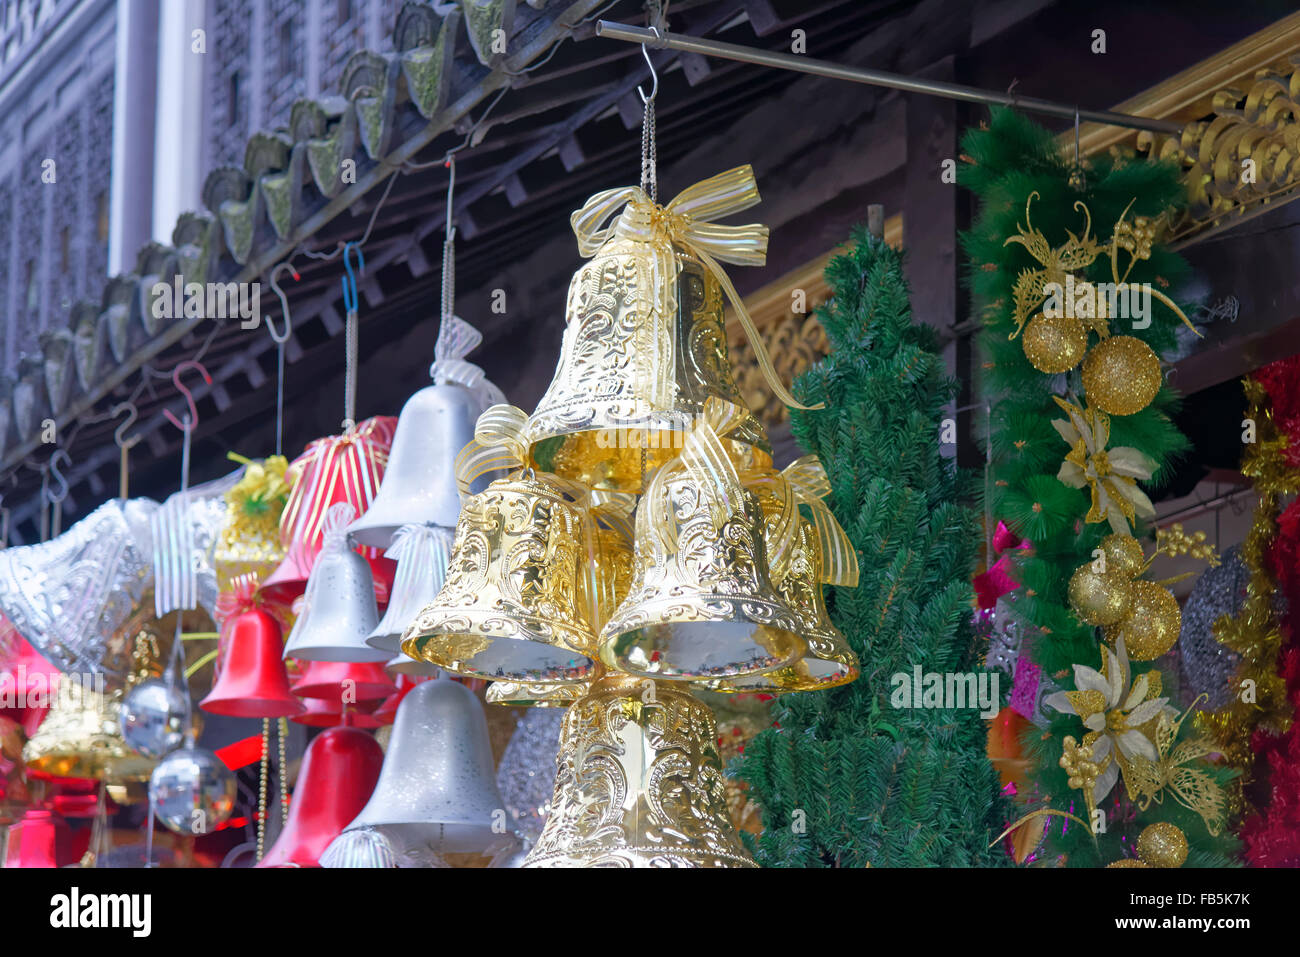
[[522, 847, 759, 868], [702, 657, 860, 695], [597, 598, 807, 681], [402, 631, 595, 685], [198, 695, 308, 718], [24, 751, 157, 784]]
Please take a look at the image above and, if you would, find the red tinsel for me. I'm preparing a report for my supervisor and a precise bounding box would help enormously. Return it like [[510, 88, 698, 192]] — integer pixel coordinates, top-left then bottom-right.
[[1241, 354, 1300, 866]]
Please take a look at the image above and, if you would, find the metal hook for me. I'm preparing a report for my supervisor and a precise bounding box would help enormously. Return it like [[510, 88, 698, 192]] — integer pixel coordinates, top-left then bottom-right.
[[48, 449, 70, 504], [163, 360, 212, 432], [341, 242, 366, 313], [268, 263, 299, 343], [112, 402, 140, 450], [638, 34, 660, 105]]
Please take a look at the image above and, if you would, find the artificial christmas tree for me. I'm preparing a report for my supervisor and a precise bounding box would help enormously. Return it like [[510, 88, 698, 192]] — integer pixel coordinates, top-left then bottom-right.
[[737, 226, 1010, 867]]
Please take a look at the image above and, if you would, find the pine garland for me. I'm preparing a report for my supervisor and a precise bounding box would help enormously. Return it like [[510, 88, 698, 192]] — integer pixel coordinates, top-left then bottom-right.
[[736, 226, 1011, 867], [959, 108, 1238, 866]]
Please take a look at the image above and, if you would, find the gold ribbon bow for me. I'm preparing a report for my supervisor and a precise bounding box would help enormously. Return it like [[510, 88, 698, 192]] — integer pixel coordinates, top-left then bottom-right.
[[781, 455, 859, 588], [643, 396, 750, 557], [570, 165, 822, 412]]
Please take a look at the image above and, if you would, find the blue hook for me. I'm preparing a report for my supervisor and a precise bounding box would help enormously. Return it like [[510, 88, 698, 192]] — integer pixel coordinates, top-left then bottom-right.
[[341, 242, 365, 313]]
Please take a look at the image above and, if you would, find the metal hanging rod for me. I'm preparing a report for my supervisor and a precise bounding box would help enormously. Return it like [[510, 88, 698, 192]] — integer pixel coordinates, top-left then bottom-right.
[[594, 21, 1183, 135]]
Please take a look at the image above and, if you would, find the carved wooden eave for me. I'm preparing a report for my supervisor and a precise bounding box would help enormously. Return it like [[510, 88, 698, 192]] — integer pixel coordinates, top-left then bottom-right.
[[1074, 11, 1300, 246], [726, 13, 1300, 430]]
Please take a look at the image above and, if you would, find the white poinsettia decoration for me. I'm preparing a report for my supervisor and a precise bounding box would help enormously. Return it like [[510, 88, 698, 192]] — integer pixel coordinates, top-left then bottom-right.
[[1044, 637, 1176, 805]]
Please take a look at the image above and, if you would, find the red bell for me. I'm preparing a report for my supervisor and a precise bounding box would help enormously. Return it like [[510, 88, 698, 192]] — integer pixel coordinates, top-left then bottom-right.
[[5, 808, 62, 867], [290, 660, 396, 703], [256, 726, 383, 867], [290, 698, 382, 729], [372, 675, 427, 725], [201, 609, 305, 718]]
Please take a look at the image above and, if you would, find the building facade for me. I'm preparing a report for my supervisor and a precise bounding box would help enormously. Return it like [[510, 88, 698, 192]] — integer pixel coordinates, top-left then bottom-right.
[[0, 0, 407, 372]]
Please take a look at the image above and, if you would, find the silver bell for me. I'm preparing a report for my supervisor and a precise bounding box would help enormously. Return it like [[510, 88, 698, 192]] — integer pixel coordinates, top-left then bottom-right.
[[365, 524, 454, 654], [386, 652, 442, 679], [282, 547, 387, 663], [346, 384, 480, 550], [342, 677, 507, 853]]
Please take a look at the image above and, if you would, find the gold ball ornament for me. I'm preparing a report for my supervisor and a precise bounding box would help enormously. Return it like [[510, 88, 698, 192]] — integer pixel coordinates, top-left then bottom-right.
[[1104, 581, 1181, 661], [1068, 565, 1134, 626], [1099, 533, 1146, 579], [1137, 822, 1188, 868], [1022, 313, 1088, 374], [1080, 335, 1162, 415]]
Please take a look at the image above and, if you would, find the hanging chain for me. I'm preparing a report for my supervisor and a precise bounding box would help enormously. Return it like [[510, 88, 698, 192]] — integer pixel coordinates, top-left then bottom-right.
[[275, 338, 286, 456], [341, 245, 364, 433], [278, 717, 290, 827], [256, 718, 270, 861], [344, 308, 358, 429], [441, 234, 456, 327], [442, 155, 457, 327], [640, 95, 657, 202]]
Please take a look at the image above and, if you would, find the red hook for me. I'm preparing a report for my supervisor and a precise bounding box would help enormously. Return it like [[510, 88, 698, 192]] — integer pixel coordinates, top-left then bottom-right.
[[163, 360, 212, 431]]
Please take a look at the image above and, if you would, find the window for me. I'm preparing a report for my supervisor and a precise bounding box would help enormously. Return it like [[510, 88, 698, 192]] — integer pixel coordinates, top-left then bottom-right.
[[279, 20, 295, 76], [96, 192, 108, 244], [25, 259, 37, 313], [228, 70, 243, 128], [59, 225, 69, 270], [337, 0, 351, 24]]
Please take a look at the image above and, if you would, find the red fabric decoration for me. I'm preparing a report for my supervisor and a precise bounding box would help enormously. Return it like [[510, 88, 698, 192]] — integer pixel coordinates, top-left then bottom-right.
[[1241, 354, 1300, 866]]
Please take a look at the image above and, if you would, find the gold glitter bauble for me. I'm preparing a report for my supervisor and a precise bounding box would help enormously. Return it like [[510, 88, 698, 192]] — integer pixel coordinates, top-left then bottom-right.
[[1022, 313, 1088, 374], [1137, 822, 1188, 868], [1104, 581, 1181, 661], [1106, 859, 1151, 868], [1080, 335, 1161, 415], [1100, 533, 1146, 579], [1068, 565, 1133, 626]]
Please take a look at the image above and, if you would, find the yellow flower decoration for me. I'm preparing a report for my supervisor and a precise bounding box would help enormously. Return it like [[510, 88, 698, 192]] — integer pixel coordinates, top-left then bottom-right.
[[1052, 396, 1157, 535], [1045, 638, 1176, 805]]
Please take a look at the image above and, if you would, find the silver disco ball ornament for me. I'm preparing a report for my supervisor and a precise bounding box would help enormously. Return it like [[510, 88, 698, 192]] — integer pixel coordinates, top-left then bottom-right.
[[149, 745, 237, 835], [120, 678, 188, 758]]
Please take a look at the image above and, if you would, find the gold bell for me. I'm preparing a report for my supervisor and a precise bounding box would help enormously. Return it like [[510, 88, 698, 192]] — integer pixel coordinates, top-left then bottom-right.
[[22, 604, 211, 783], [401, 473, 597, 683], [706, 518, 858, 694], [523, 673, 756, 867], [600, 473, 804, 681], [525, 208, 771, 493], [23, 682, 157, 783], [486, 680, 584, 709], [484, 523, 633, 709]]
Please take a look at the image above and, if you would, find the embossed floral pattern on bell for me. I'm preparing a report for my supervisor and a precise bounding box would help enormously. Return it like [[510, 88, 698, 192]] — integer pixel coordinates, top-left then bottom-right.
[[529, 245, 770, 492], [600, 472, 804, 681], [486, 679, 586, 709], [707, 518, 859, 695], [524, 674, 756, 867], [525, 166, 804, 493], [401, 474, 597, 683]]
